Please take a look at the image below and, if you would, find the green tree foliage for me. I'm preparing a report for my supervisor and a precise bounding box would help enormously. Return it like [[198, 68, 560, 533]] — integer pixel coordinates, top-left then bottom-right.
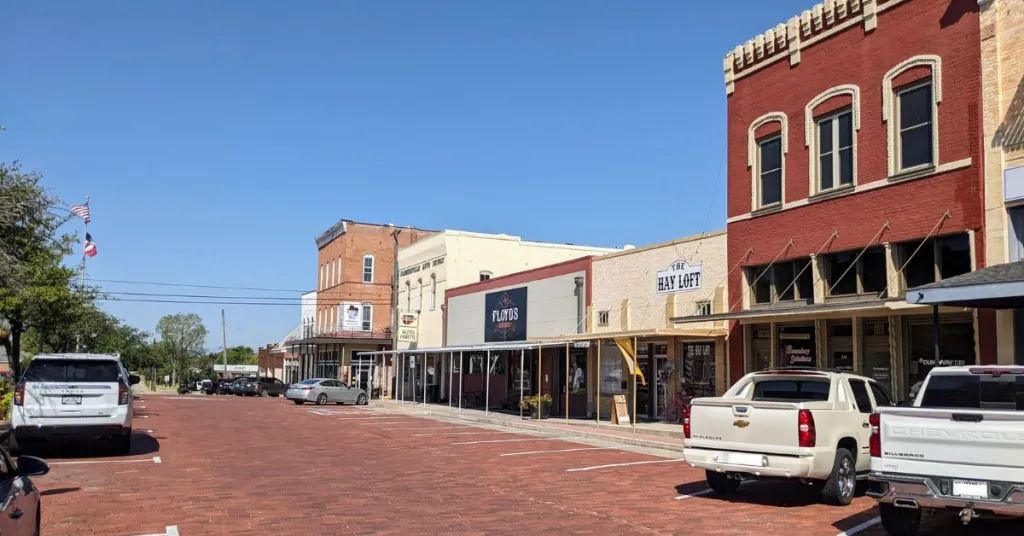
[[156, 313, 208, 384], [205, 345, 257, 366]]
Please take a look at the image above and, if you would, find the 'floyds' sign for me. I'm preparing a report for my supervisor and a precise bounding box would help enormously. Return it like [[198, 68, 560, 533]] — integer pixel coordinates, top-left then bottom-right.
[[484, 287, 528, 342], [655, 260, 703, 294]]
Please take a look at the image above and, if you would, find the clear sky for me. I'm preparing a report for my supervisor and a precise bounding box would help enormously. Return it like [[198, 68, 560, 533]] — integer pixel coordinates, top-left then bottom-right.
[[2, 0, 813, 349]]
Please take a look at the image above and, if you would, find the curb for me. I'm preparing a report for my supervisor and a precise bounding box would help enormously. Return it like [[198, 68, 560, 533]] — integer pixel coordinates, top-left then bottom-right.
[[370, 405, 685, 453]]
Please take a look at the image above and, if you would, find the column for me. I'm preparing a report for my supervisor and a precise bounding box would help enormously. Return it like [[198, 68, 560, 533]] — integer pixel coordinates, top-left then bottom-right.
[[852, 317, 862, 373]]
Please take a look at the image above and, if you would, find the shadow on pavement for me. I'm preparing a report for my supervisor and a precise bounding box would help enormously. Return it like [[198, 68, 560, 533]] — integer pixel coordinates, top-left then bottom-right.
[[686, 480, 827, 508], [15, 431, 160, 460], [40, 487, 81, 497]]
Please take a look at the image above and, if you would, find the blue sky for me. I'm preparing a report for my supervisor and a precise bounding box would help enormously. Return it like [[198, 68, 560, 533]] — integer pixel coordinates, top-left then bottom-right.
[[1, 0, 813, 349]]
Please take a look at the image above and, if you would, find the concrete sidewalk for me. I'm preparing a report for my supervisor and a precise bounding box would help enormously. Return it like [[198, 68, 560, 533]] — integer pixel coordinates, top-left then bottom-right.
[[367, 399, 685, 453]]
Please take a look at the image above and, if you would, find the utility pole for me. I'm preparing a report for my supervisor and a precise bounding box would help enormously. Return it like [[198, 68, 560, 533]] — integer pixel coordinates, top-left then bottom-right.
[[221, 309, 229, 378]]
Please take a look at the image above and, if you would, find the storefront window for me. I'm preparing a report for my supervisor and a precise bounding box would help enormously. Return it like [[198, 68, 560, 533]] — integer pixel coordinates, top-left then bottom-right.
[[467, 353, 485, 374], [779, 324, 816, 368], [601, 343, 625, 394], [861, 319, 892, 391], [569, 352, 587, 394], [827, 321, 853, 372], [749, 325, 771, 372], [682, 342, 715, 398], [907, 319, 975, 395], [488, 353, 506, 375]]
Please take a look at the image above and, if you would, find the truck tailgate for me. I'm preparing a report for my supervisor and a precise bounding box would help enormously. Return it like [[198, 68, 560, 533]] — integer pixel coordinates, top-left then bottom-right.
[[688, 398, 826, 456], [875, 407, 1024, 483]]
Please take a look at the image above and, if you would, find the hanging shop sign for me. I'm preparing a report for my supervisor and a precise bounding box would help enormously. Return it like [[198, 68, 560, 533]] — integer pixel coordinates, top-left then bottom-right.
[[655, 261, 703, 294], [397, 313, 419, 343], [484, 287, 528, 342]]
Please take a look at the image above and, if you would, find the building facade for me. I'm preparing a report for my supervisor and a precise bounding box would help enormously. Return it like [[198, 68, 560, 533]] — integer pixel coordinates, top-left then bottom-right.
[[709, 0, 989, 401], [396, 230, 617, 350], [980, 0, 1024, 364], [591, 231, 729, 419]]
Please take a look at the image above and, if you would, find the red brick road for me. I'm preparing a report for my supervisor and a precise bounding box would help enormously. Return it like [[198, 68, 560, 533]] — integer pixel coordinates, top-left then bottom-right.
[[30, 395, 1024, 535]]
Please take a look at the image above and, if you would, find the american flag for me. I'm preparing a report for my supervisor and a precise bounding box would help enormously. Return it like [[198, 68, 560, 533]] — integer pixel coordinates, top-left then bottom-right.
[[70, 203, 91, 223]]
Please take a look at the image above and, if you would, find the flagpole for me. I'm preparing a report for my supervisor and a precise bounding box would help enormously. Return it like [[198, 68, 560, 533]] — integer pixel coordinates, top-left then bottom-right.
[[75, 197, 89, 352]]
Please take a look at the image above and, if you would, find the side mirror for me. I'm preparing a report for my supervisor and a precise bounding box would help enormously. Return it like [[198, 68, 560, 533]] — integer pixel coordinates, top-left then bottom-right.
[[129, 375, 141, 386], [17, 456, 50, 477]]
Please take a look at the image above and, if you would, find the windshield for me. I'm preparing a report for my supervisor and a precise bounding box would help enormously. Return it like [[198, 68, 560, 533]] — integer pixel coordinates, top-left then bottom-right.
[[23, 359, 121, 383], [920, 374, 1024, 410], [752, 379, 831, 402]]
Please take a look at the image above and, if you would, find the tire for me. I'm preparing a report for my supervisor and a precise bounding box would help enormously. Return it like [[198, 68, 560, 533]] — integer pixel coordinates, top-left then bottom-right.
[[316, 394, 328, 405], [114, 431, 132, 455], [705, 471, 741, 494], [259, 388, 269, 397], [293, 400, 305, 405], [821, 448, 856, 506], [357, 394, 367, 405], [879, 503, 921, 536], [33, 508, 40, 536]]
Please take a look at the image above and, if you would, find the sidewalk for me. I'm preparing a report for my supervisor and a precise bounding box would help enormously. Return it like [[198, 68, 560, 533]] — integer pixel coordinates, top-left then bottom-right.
[[368, 399, 685, 453]]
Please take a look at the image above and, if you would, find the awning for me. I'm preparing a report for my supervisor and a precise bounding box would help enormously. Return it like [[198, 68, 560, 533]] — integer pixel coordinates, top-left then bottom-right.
[[671, 299, 943, 325], [907, 261, 1024, 309], [357, 340, 574, 356], [534, 328, 727, 341]]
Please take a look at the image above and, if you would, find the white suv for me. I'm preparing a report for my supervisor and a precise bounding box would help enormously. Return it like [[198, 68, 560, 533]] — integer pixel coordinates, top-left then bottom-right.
[[11, 353, 140, 454]]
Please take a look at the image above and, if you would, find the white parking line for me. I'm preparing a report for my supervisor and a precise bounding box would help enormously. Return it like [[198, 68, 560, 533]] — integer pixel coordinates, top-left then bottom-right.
[[50, 456, 162, 466], [674, 488, 713, 500], [453, 437, 565, 445], [411, 431, 509, 437], [501, 446, 616, 456], [375, 427, 469, 431], [835, 517, 881, 536], [133, 526, 179, 536], [566, 459, 687, 472]]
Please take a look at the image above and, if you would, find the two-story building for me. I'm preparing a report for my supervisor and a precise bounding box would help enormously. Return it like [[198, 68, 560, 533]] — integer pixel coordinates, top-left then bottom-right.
[[676, 0, 991, 401]]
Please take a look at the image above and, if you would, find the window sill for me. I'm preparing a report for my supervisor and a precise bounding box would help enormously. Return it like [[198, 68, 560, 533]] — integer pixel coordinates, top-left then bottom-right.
[[888, 163, 937, 183], [751, 203, 783, 218], [808, 183, 855, 203]]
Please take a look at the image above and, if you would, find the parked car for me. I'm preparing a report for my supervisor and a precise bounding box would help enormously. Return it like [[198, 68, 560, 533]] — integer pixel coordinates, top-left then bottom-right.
[[245, 377, 287, 397], [11, 353, 140, 454], [683, 369, 894, 505], [215, 378, 235, 395], [201, 380, 219, 395], [230, 377, 251, 396], [285, 378, 368, 406], [0, 447, 49, 536], [868, 366, 1024, 535]]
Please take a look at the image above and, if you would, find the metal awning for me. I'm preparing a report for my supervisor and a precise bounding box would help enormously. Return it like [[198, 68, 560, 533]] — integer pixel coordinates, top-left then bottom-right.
[[907, 261, 1024, 309], [534, 328, 727, 341], [671, 299, 938, 325], [356, 340, 574, 356]]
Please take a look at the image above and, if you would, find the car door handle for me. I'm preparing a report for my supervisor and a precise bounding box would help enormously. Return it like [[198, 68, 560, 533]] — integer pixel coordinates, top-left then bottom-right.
[[9, 508, 23, 519]]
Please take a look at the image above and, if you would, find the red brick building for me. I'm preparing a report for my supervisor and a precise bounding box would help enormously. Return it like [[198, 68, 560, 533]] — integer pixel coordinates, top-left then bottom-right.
[[708, 0, 989, 401]]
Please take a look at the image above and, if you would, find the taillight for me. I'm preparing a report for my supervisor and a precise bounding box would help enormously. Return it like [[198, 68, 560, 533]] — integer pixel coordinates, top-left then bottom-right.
[[798, 409, 816, 447], [118, 382, 129, 405], [301, 386, 313, 391], [14, 383, 24, 406], [869, 413, 881, 458], [683, 404, 692, 439]]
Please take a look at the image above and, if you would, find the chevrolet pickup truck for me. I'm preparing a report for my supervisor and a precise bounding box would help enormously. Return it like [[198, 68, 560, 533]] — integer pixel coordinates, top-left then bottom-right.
[[683, 369, 895, 505], [868, 366, 1024, 535]]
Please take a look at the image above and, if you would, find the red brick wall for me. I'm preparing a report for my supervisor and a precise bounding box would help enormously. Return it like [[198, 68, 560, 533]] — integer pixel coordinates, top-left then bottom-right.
[[725, 0, 987, 382], [316, 223, 434, 333]]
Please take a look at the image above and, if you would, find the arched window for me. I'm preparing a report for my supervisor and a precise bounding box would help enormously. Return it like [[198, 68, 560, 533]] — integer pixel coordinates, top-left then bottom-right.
[[417, 278, 424, 311], [747, 112, 788, 210], [405, 281, 412, 311], [360, 303, 373, 332], [882, 55, 942, 176], [430, 274, 437, 310], [805, 85, 861, 196], [362, 254, 375, 283], [479, 270, 493, 282]]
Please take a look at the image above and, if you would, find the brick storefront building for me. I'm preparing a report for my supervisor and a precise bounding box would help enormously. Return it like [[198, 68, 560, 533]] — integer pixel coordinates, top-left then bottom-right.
[[711, 0, 991, 401]]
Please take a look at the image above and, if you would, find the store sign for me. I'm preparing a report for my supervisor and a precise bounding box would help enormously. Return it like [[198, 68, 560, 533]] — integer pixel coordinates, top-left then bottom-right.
[[573, 341, 591, 349], [834, 352, 853, 372], [214, 364, 258, 373], [397, 313, 418, 343], [484, 287, 528, 342], [656, 261, 703, 294], [341, 302, 363, 331]]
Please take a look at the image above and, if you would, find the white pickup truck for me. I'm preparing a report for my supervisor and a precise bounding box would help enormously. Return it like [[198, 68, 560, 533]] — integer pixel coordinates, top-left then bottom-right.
[[868, 365, 1024, 535], [683, 369, 895, 505]]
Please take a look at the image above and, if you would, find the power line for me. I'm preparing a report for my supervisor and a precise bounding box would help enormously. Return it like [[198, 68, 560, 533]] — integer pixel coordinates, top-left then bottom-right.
[[96, 297, 392, 306], [84, 278, 310, 293]]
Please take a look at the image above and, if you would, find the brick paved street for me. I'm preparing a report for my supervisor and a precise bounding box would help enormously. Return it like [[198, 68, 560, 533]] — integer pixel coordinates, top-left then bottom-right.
[[30, 395, 1024, 536]]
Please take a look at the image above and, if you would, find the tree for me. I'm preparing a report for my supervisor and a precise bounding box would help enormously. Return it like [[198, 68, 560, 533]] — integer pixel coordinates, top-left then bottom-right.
[[0, 162, 84, 379], [204, 345, 257, 367], [156, 313, 208, 385]]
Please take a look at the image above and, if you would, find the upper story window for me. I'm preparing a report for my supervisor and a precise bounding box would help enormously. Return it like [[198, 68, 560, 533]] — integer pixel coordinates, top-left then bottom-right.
[[327, 262, 333, 288], [597, 310, 610, 327], [695, 301, 712, 316], [405, 281, 412, 311], [901, 233, 971, 290], [479, 271, 492, 281], [824, 246, 888, 297], [430, 274, 437, 310], [361, 303, 372, 332], [758, 136, 783, 207], [362, 254, 374, 283], [816, 109, 853, 191], [319, 265, 325, 290], [748, 257, 813, 306], [897, 82, 934, 171], [417, 279, 424, 311]]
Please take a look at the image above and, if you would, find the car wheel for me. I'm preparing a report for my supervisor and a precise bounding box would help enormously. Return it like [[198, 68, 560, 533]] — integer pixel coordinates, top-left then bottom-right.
[[316, 394, 328, 405], [34, 508, 40, 536], [357, 394, 367, 405], [705, 471, 741, 494], [260, 388, 269, 397], [114, 431, 132, 455], [821, 447, 856, 506], [293, 400, 304, 405], [879, 503, 921, 536]]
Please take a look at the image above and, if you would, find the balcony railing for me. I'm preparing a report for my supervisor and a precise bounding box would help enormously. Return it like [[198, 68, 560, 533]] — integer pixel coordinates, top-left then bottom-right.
[[298, 325, 393, 341]]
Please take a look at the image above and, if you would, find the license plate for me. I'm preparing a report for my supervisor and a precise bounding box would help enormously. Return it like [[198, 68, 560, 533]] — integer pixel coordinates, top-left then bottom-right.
[[727, 453, 765, 467], [952, 480, 989, 499], [61, 395, 82, 405]]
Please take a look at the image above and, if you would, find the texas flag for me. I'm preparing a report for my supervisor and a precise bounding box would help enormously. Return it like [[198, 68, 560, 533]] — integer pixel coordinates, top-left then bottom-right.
[[84, 233, 98, 257]]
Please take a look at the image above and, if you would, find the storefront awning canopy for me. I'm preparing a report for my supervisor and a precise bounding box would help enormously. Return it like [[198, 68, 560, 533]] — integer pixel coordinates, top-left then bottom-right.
[[671, 299, 935, 325], [907, 261, 1024, 310], [534, 328, 727, 341], [357, 340, 574, 356]]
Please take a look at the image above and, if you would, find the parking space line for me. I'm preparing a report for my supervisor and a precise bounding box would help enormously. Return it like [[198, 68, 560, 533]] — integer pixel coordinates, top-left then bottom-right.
[[50, 456, 162, 466], [453, 437, 565, 445], [411, 431, 509, 437], [835, 517, 881, 536], [674, 488, 712, 500], [566, 459, 686, 472], [374, 427, 469, 431], [501, 446, 616, 456], [133, 526, 179, 536]]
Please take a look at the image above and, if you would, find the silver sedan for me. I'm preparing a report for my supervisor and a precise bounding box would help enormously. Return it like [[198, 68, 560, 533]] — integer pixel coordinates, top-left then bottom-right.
[[285, 378, 368, 406]]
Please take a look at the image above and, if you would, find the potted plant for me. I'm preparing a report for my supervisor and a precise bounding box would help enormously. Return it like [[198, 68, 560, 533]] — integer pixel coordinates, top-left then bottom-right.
[[521, 394, 553, 419]]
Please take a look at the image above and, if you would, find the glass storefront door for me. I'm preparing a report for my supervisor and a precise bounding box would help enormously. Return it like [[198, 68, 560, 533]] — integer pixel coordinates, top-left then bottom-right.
[[681, 341, 715, 399], [906, 317, 975, 397]]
